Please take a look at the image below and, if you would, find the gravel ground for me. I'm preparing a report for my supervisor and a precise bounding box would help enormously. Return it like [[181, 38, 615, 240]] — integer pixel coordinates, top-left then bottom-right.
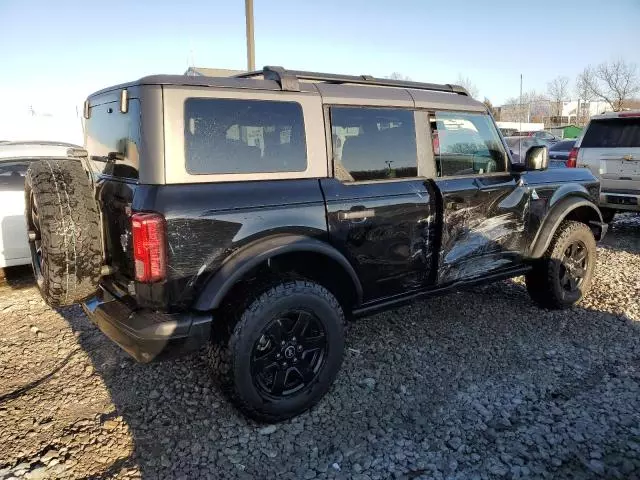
[[0, 214, 639, 480]]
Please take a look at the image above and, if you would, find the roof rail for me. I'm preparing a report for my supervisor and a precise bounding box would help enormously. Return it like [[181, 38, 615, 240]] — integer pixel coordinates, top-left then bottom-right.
[[236, 66, 469, 96]]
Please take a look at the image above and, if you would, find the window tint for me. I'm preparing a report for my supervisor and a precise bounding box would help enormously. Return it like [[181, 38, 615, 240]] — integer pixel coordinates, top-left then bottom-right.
[[581, 118, 640, 148], [86, 99, 141, 179], [184, 98, 306, 174], [549, 140, 575, 152], [330, 107, 417, 182], [431, 112, 507, 176]]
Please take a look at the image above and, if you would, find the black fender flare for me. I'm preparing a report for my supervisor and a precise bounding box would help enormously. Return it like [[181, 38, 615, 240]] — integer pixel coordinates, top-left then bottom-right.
[[193, 234, 363, 311], [529, 196, 604, 258]]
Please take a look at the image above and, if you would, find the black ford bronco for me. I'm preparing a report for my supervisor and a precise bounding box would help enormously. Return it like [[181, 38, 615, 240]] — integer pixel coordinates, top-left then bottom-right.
[[25, 67, 607, 422]]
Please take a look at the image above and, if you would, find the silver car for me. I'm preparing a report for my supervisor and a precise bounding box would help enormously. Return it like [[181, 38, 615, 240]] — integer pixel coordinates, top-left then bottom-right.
[[573, 111, 640, 221], [0, 141, 79, 268]]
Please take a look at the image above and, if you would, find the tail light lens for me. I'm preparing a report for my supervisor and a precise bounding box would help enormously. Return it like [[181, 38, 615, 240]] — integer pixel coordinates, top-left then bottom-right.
[[131, 212, 166, 283], [566, 148, 578, 168]]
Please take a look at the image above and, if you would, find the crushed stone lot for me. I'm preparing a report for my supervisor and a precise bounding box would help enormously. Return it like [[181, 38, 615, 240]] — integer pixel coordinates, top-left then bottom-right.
[[0, 215, 639, 480]]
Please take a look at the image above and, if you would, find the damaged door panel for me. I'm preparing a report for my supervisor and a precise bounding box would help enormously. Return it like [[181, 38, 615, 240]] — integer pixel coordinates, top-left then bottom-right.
[[434, 175, 529, 283], [321, 178, 436, 301]]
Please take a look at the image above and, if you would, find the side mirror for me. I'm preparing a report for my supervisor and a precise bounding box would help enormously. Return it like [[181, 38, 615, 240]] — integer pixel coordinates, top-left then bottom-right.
[[525, 145, 549, 171]]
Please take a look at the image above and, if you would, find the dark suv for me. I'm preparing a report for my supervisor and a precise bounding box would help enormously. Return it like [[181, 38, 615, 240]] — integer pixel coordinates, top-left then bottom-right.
[[25, 67, 606, 422]]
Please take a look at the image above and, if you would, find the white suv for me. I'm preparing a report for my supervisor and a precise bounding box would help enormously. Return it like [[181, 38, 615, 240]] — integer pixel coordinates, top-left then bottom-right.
[[0, 141, 79, 268], [572, 111, 640, 222]]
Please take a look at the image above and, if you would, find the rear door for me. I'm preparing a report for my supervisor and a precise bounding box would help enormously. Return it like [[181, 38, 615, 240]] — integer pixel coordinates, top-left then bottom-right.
[[579, 116, 640, 201], [85, 92, 143, 281], [321, 106, 436, 302], [428, 111, 529, 284]]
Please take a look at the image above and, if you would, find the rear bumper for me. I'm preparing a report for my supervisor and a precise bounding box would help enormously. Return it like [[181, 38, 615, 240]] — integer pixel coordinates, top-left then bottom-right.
[[82, 287, 212, 363], [599, 191, 640, 212]]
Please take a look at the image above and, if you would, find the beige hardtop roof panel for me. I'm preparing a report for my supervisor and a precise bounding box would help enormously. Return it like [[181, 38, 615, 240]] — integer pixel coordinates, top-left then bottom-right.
[[409, 89, 486, 112]]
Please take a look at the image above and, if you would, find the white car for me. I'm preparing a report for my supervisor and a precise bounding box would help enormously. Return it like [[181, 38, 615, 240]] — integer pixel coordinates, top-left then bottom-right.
[[0, 141, 80, 268], [572, 111, 640, 222]]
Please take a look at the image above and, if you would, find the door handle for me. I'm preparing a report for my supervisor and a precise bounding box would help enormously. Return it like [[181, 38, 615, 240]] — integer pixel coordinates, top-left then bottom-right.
[[338, 207, 375, 222]]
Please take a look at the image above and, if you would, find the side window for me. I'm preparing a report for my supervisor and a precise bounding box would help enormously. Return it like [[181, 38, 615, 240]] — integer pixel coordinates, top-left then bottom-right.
[[330, 107, 417, 182], [430, 111, 507, 177], [184, 98, 307, 174]]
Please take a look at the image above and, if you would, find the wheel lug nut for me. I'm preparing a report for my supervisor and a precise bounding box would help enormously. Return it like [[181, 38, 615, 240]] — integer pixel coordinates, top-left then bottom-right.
[[282, 362, 287, 367], [297, 345, 303, 351], [276, 353, 281, 358], [293, 358, 297, 363], [281, 341, 285, 346]]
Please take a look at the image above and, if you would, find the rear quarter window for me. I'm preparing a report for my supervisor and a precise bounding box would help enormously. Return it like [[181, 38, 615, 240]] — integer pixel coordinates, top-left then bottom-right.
[[184, 98, 307, 174], [581, 118, 640, 148]]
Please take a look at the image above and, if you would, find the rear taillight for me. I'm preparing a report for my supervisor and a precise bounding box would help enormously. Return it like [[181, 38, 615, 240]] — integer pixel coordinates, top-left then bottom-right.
[[131, 212, 166, 283], [566, 147, 578, 168]]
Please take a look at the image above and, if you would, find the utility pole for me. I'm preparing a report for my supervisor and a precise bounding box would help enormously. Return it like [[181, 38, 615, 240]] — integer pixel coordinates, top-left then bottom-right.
[[245, 0, 255, 71], [519, 74, 523, 133]]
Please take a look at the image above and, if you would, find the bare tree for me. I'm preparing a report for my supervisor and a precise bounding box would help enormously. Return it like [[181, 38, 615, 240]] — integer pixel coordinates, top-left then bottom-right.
[[575, 73, 595, 125], [577, 60, 640, 111], [387, 72, 411, 81], [547, 76, 569, 124], [483, 98, 498, 119], [456, 74, 479, 99], [501, 91, 549, 123]]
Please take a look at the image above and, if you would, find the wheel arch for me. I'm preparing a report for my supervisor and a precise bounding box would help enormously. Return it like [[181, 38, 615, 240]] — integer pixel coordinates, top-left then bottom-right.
[[193, 234, 363, 312], [529, 195, 604, 259]]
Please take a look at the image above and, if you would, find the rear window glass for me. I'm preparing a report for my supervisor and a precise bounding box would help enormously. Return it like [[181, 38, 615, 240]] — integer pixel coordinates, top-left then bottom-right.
[[185, 98, 307, 174], [0, 161, 29, 190], [549, 140, 575, 151], [582, 118, 640, 148], [85, 99, 141, 179]]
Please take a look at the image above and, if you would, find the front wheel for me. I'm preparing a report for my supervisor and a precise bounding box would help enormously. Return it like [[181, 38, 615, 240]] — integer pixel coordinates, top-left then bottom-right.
[[526, 220, 596, 309], [206, 279, 345, 422]]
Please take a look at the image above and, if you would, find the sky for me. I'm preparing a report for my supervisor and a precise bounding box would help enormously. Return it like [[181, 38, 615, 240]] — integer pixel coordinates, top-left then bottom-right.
[[1, 0, 639, 115]]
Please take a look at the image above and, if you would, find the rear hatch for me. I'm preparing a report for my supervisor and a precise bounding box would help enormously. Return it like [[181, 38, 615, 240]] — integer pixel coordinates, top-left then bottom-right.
[[85, 93, 142, 284], [578, 116, 640, 195]]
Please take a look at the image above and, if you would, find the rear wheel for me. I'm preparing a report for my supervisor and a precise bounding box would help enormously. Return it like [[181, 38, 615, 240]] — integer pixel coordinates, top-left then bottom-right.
[[526, 220, 596, 309], [206, 279, 345, 422], [25, 160, 102, 307]]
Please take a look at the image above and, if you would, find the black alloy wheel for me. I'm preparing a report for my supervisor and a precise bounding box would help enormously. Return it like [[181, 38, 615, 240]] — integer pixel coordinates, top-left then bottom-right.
[[559, 240, 588, 293], [251, 310, 327, 398]]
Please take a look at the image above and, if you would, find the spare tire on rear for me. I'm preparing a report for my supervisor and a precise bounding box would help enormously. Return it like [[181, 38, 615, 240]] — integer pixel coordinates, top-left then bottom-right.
[[25, 159, 102, 307]]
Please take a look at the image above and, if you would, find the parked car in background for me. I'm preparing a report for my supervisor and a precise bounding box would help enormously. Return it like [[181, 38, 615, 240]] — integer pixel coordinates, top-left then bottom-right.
[[571, 110, 640, 222], [548, 140, 576, 168], [0, 141, 80, 268], [505, 136, 546, 164], [531, 130, 561, 144]]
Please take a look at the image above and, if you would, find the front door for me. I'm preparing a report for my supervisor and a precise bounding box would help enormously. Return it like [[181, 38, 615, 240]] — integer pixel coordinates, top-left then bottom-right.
[[429, 110, 529, 284], [322, 106, 436, 302]]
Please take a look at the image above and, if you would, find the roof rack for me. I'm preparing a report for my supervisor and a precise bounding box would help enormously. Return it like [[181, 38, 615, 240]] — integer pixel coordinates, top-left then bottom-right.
[[235, 66, 469, 96]]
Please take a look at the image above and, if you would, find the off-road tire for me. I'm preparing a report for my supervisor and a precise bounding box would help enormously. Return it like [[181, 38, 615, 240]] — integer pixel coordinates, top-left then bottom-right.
[[206, 279, 345, 423], [525, 220, 596, 310], [24, 159, 102, 307]]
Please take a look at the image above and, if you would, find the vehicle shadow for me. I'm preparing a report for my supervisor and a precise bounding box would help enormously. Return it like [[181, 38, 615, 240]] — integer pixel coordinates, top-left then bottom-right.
[[598, 213, 640, 255], [49, 212, 640, 479]]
